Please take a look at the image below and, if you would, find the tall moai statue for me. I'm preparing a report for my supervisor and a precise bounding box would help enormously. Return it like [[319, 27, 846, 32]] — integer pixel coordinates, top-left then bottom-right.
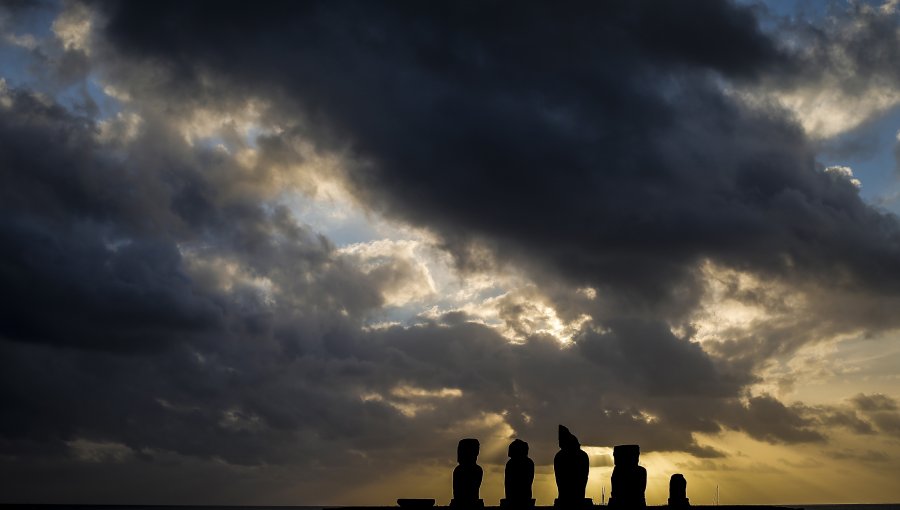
[[668, 474, 690, 508], [608, 444, 647, 509], [502, 439, 535, 508], [554, 425, 590, 508], [451, 438, 484, 508]]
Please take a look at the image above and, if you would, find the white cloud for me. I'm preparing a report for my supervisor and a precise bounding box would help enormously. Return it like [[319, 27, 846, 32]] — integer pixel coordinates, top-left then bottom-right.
[[824, 165, 862, 188], [97, 111, 143, 143], [0, 78, 10, 108], [52, 2, 93, 54], [181, 250, 278, 306], [340, 239, 437, 306], [776, 85, 900, 140], [4, 31, 38, 50]]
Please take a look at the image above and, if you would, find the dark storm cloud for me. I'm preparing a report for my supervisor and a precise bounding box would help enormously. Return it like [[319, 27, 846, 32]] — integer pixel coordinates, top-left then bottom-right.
[[3, 0, 900, 503], [0, 92, 214, 350], [852, 393, 900, 437], [773, 1, 900, 89], [719, 395, 824, 444], [852, 393, 898, 412], [0, 78, 801, 478], [0, 88, 380, 352], [575, 319, 746, 398], [0, 86, 404, 470], [0, 84, 744, 501], [764, 394, 900, 443], [95, 0, 900, 459], [91, 0, 900, 327], [814, 408, 877, 435]]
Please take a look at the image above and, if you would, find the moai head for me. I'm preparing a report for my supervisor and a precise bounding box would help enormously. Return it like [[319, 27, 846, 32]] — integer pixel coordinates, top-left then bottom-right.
[[613, 444, 640, 466], [508, 438, 529, 459], [558, 425, 580, 450], [457, 438, 480, 465], [670, 474, 687, 496]]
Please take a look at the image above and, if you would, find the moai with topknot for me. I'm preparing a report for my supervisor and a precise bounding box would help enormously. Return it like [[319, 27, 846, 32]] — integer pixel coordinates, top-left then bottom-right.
[[554, 425, 591, 508]]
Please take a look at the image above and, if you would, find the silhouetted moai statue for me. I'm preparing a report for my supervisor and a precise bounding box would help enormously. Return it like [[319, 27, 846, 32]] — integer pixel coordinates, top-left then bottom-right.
[[608, 444, 647, 509], [554, 425, 591, 508], [668, 474, 690, 508], [451, 438, 484, 509], [501, 439, 535, 508]]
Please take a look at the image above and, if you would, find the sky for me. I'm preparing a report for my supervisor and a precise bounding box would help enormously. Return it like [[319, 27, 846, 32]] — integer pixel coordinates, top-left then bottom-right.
[[1, 0, 900, 506]]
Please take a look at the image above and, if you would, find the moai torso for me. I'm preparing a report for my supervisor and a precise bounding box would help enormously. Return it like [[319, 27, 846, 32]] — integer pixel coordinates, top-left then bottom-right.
[[453, 463, 483, 502]]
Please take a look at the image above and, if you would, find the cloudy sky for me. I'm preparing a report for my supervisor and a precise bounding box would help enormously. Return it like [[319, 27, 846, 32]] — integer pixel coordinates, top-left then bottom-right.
[[2, 0, 900, 505]]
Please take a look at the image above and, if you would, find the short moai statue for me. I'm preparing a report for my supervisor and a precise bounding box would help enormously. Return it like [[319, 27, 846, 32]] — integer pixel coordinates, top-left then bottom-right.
[[452, 438, 484, 509], [554, 425, 591, 508], [502, 439, 535, 508], [668, 474, 690, 508], [607, 444, 647, 509]]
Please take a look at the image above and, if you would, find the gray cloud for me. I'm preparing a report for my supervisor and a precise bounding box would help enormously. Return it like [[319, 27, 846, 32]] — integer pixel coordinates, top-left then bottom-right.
[[0, 84, 751, 501], [827, 449, 891, 464], [774, 1, 900, 89], [852, 393, 900, 438], [1, 0, 900, 503], [814, 408, 877, 436], [719, 395, 825, 444], [852, 393, 899, 412], [90, 0, 900, 337]]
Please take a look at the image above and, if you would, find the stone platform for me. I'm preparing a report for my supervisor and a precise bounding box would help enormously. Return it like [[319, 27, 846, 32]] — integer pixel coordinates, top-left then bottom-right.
[[336, 505, 804, 510]]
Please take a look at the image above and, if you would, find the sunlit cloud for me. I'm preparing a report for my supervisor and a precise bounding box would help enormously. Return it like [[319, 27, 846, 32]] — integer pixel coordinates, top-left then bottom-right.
[[52, 2, 93, 54]]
